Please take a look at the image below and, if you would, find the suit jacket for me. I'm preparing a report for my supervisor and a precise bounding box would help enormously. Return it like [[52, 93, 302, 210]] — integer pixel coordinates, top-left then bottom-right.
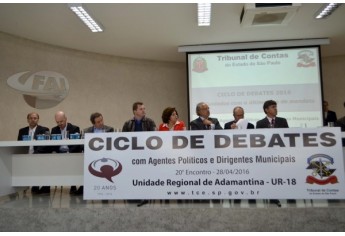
[[256, 117, 289, 129], [84, 125, 114, 133], [190, 117, 223, 130], [224, 120, 254, 129], [324, 110, 337, 126], [51, 123, 82, 153], [17, 125, 51, 153]]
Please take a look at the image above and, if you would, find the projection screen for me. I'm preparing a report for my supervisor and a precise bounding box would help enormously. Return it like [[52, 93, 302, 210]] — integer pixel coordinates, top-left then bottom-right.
[[187, 46, 324, 128]]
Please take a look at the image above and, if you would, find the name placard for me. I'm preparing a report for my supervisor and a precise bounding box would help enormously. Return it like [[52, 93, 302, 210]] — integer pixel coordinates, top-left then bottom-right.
[[84, 128, 345, 200]]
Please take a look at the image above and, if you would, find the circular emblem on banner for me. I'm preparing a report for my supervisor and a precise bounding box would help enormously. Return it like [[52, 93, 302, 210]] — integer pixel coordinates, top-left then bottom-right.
[[88, 158, 123, 183]]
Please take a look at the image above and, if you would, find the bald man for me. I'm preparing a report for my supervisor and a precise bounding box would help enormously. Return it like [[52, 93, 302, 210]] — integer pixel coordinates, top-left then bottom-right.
[[224, 106, 254, 130], [51, 111, 82, 195], [51, 111, 81, 153]]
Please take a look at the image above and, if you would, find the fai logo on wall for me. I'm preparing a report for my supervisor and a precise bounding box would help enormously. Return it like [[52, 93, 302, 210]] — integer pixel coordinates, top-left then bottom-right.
[[7, 71, 69, 109], [297, 50, 316, 67], [88, 158, 122, 183], [306, 154, 338, 185], [192, 57, 208, 73]]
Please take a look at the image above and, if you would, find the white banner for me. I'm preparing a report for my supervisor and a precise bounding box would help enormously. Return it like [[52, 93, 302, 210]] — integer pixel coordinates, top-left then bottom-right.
[[84, 128, 345, 200]]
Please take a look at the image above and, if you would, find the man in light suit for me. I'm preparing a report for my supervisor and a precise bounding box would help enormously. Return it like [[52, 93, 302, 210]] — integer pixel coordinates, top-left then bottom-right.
[[256, 100, 289, 129], [190, 102, 223, 130], [224, 106, 254, 130], [17, 112, 51, 194], [84, 112, 114, 133]]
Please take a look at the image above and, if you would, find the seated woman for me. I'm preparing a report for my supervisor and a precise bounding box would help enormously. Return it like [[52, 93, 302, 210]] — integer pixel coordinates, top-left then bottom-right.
[[158, 107, 186, 131]]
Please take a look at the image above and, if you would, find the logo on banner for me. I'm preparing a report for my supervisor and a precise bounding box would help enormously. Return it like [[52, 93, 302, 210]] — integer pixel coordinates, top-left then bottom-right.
[[297, 50, 316, 68], [306, 154, 338, 185], [192, 57, 208, 73], [88, 158, 122, 183]]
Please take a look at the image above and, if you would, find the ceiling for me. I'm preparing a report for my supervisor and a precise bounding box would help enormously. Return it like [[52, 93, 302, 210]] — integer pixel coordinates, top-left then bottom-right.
[[1, 3, 345, 63]]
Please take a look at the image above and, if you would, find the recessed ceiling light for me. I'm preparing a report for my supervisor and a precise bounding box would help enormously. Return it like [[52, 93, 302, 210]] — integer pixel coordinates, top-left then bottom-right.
[[68, 3, 103, 33], [315, 3, 342, 19], [198, 3, 211, 26]]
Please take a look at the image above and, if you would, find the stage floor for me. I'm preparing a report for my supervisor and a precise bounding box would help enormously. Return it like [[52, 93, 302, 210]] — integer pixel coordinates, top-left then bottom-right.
[[1, 186, 344, 209]]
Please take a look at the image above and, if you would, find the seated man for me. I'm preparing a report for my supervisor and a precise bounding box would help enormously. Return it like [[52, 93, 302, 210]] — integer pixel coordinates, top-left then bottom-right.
[[256, 100, 289, 207], [335, 102, 345, 146], [323, 100, 337, 126], [256, 100, 289, 129], [17, 112, 51, 194], [224, 106, 254, 129], [335, 102, 345, 130], [190, 102, 222, 130], [122, 102, 156, 132], [84, 112, 114, 133], [51, 111, 83, 195], [122, 102, 156, 206]]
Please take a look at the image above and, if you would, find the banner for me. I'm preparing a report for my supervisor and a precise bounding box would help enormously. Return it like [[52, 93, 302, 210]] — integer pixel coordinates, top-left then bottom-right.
[[84, 128, 345, 200]]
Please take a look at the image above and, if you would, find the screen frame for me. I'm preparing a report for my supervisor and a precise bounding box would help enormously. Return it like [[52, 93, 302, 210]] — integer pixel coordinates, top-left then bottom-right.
[[186, 45, 325, 129]]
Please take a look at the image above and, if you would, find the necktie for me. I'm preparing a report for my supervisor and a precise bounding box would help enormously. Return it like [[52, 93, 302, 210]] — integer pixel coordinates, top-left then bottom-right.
[[271, 118, 275, 128]]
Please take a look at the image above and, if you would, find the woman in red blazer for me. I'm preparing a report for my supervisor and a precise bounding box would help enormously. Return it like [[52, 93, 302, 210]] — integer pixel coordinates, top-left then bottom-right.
[[158, 107, 186, 131]]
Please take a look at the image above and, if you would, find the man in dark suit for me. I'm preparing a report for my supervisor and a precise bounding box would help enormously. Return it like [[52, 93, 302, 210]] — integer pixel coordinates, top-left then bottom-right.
[[224, 106, 254, 205], [224, 106, 254, 129], [336, 102, 345, 130], [256, 100, 289, 129], [190, 102, 223, 130], [84, 112, 114, 133], [256, 100, 289, 207], [323, 100, 337, 126], [51, 111, 82, 195], [18, 112, 50, 152], [17, 112, 51, 194]]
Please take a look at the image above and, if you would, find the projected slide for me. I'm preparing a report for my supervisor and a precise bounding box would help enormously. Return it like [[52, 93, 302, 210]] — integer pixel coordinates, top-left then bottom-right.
[[188, 47, 323, 128]]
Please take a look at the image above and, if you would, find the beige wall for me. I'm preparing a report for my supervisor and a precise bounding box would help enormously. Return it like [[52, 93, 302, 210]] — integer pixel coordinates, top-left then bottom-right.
[[1, 32, 345, 141], [0, 32, 187, 140]]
